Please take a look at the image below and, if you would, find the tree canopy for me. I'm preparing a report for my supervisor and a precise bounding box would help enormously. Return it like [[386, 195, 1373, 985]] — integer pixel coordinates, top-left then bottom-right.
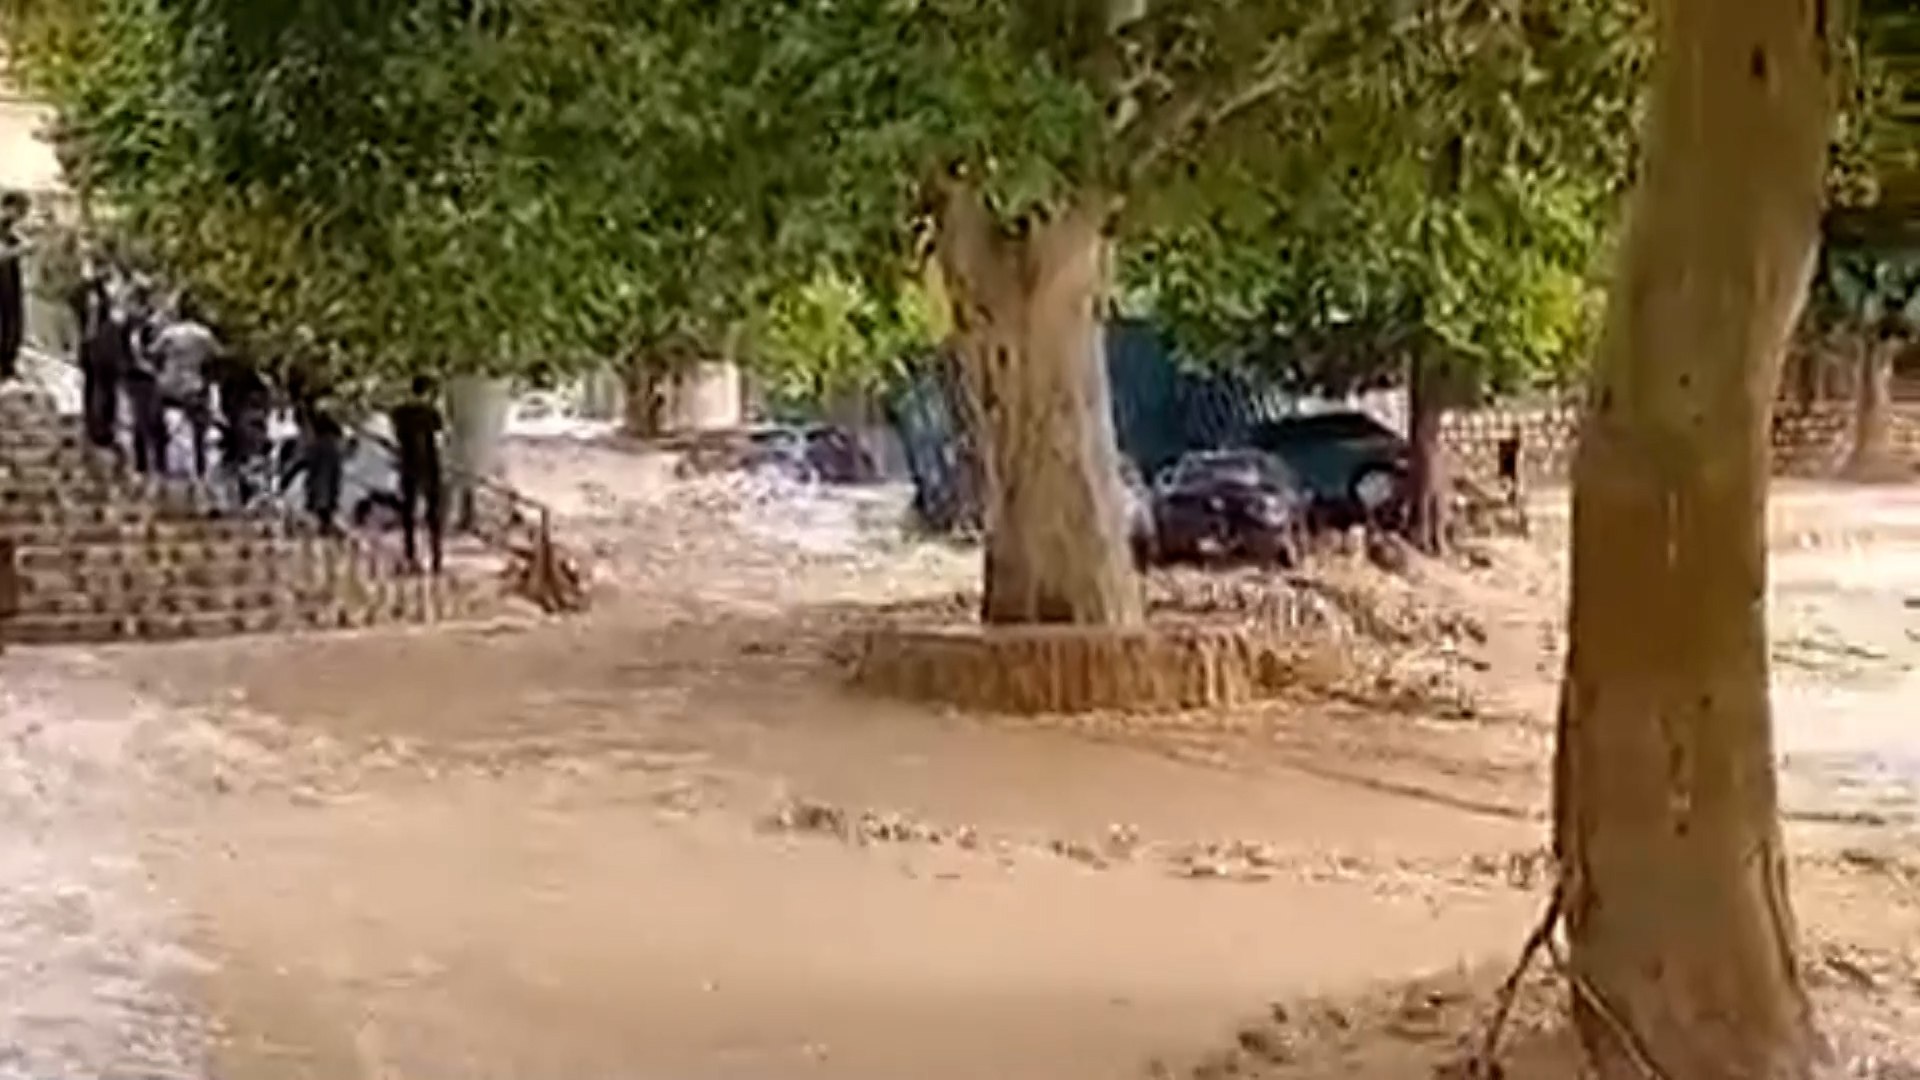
[[1810, 0, 1920, 337], [6, 0, 818, 390], [8, 0, 1651, 400], [1129, 0, 1642, 399]]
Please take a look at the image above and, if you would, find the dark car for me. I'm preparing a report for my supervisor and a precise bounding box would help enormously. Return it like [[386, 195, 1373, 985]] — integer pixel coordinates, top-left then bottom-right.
[[741, 426, 818, 483], [1248, 411, 1410, 529], [733, 424, 881, 485], [802, 425, 880, 484], [1149, 449, 1310, 566]]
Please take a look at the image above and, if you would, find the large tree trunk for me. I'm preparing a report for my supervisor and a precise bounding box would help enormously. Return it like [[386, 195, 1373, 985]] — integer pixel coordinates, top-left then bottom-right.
[[1404, 351, 1450, 554], [1789, 334, 1820, 409], [1553, 0, 1830, 1075], [621, 352, 669, 438], [933, 183, 1142, 627], [1844, 334, 1895, 479], [443, 373, 514, 534]]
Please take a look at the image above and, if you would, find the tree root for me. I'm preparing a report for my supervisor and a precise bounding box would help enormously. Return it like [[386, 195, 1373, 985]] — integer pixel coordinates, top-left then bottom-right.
[[1548, 935, 1673, 1080], [1455, 885, 1564, 1079], [1452, 883, 1672, 1080]]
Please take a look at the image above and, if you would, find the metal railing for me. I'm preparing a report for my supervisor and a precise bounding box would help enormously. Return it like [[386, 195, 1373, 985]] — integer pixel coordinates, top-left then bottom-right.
[[18, 343, 571, 610]]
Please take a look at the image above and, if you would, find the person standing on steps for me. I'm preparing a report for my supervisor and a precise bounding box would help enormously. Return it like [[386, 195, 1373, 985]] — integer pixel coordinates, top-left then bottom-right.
[[80, 269, 130, 452], [0, 192, 31, 385], [284, 379, 345, 535], [389, 374, 446, 575], [215, 353, 271, 506], [152, 295, 220, 478], [120, 284, 168, 474], [64, 245, 104, 364], [115, 284, 167, 472]]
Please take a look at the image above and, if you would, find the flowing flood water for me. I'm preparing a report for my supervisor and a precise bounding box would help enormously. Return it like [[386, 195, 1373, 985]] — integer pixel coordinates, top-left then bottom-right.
[[0, 481, 1917, 1078], [0, 653, 208, 1080], [1772, 540, 1920, 830]]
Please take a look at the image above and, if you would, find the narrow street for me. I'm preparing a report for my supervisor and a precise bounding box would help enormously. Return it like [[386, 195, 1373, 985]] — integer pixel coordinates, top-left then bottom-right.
[[2, 456, 1917, 1078]]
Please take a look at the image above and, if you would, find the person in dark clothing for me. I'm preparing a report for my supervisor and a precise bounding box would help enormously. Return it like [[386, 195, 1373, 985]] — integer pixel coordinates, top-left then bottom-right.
[[308, 417, 345, 535], [389, 375, 445, 574], [64, 251, 101, 353], [0, 192, 29, 383], [282, 385, 345, 534], [120, 289, 167, 474], [72, 259, 120, 448], [278, 365, 315, 490], [215, 356, 271, 504], [81, 285, 130, 451]]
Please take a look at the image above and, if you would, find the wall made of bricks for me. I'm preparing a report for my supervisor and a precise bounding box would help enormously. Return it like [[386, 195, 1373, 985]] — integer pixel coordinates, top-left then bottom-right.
[[1440, 404, 1581, 483], [1436, 400, 1920, 481]]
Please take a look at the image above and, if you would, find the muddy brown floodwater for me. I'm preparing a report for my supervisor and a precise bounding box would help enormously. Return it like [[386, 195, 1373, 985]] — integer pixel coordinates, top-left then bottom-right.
[[8, 443, 1920, 1080]]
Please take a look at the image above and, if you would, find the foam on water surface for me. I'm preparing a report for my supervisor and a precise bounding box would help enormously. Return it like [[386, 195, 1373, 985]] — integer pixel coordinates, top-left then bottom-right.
[[0, 653, 208, 1079]]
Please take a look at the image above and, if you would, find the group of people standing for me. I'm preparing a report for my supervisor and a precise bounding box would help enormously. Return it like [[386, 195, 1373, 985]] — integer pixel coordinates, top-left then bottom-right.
[[52, 240, 450, 575], [69, 258, 235, 480], [1, 191, 455, 576]]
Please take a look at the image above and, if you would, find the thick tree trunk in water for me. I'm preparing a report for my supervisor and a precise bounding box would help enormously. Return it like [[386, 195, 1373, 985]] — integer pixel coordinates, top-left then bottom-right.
[[1845, 336, 1895, 478], [445, 375, 513, 535], [933, 184, 1142, 627], [1553, 0, 1829, 1076], [1820, 342, 1850, 401], [1790, 339, 1820, 408], [1404, 353, 1450, 554], [621, 354, 669, 438]]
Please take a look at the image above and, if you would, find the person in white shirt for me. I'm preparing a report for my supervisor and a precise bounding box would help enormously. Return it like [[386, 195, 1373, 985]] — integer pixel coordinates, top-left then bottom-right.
[[151, 297, 221, 478]]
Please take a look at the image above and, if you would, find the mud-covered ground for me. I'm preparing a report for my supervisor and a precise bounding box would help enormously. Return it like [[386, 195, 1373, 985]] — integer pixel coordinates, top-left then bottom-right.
[[3, 436, 1918, 1079]]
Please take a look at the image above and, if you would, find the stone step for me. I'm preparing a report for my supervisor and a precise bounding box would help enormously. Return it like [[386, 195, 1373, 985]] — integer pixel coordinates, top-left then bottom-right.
[[0, 388, 490, 645], [11, 535, 342, 572], [0, 426, 89, 454], [19, 582, 361, 618], [0, 442, 117, 471], [0, 488, 245, 526], [0, 418, 80, 444], [1, 463, 170, 496], [0, 394, 66, 425], [0, 498, 214, 529], [0, 517, 291, 549], [14, 554, 368, 599], [14, 574, 457, 618], [3, 587, 466, 645]]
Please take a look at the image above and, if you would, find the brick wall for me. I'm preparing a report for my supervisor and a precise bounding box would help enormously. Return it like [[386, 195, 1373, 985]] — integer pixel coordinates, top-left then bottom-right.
[[1435, 400, 1920, 481], [1439, 404, 1582, 483]]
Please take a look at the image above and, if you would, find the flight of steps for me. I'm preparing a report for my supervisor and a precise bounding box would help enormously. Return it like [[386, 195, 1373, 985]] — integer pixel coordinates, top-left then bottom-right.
[[0, 386, 481, 645]]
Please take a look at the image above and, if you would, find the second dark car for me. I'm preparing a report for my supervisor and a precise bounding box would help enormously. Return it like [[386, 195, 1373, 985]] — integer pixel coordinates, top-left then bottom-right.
[[1149, 449, 1310, 567], [1247, 411, 1410, 529]]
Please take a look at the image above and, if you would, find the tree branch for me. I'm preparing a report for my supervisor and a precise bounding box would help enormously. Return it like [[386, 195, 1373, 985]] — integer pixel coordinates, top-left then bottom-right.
[[1112, 37, 1303, 194]]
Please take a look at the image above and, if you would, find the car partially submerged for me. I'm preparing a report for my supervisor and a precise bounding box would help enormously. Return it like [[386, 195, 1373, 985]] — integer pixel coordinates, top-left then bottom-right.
[[1248, 411, 1410, 529], [1148, 449, 1311, 567], [682, 424, 881, 485]]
